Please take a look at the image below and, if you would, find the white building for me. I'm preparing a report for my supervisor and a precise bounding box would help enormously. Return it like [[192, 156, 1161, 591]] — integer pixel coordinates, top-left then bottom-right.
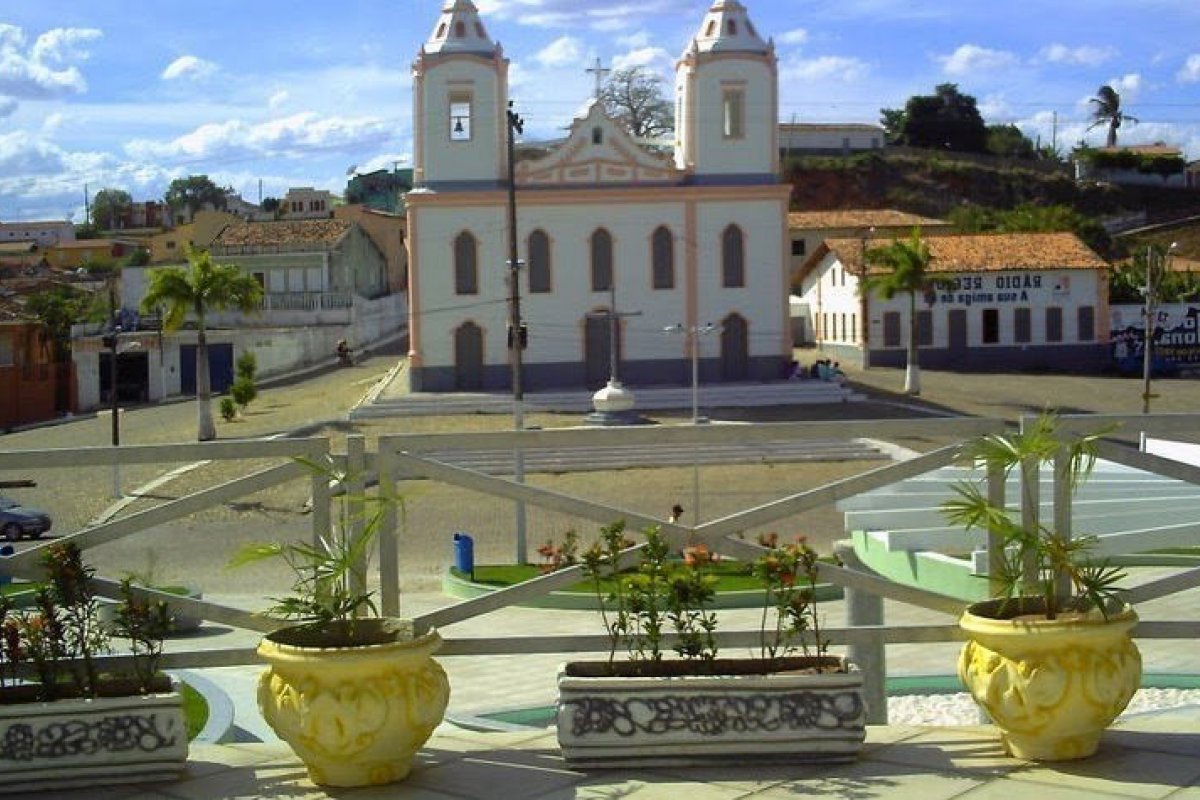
[[795, 231, 1111, 372], [0, 220, 74, 247], [405, 0, 791, 391], [778, 123, 885, 156]]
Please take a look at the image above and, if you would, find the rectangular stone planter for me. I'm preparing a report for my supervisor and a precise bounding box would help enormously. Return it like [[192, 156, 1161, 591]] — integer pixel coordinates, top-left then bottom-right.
[[556, 655, 866, 768], [0, 688, 188, 794]]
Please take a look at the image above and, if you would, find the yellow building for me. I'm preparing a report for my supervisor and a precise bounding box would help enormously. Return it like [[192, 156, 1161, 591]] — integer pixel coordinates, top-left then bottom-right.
[[149, 210, 238, 263]]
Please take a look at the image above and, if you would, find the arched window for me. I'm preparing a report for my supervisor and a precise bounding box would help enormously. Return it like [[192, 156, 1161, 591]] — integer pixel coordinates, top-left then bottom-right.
[[454, 231, 478, 295], [651, 226, 674, 290], [528, 230, 551, 293], [721, 225, 745, 288], [591, 229, 613, 292]]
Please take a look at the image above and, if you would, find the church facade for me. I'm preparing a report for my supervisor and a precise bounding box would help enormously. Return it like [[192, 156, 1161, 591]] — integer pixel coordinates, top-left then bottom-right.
[[405, 0, 790, 392]]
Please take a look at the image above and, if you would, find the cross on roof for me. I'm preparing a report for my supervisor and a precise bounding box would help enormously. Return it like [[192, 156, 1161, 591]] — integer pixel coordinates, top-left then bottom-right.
[[586, 56, 610, 99]]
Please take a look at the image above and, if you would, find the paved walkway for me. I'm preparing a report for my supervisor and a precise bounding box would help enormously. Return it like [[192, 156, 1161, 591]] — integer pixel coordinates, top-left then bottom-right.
[[35, 711, 1200, 799]]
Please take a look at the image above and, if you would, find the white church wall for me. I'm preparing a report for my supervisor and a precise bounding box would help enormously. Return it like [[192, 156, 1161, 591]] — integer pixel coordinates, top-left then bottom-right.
[[687, 58, 775, 177], [416, 57, 505, 186]]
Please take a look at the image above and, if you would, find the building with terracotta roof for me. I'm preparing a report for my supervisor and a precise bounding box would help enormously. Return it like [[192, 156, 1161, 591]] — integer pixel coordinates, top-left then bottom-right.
[[794, 231, 1111, 372], [79, 217, 402, 412]]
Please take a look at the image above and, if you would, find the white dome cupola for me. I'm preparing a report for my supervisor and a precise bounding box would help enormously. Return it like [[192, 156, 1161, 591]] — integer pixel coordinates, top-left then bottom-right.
[[691, 0, 770, 54], [423, 0, 498, 56], [674, 0, 777, 181]]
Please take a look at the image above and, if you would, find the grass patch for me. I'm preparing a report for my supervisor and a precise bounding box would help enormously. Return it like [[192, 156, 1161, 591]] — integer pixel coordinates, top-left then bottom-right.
[[181, 680, 209, 740], [456, 561, 777, 594]]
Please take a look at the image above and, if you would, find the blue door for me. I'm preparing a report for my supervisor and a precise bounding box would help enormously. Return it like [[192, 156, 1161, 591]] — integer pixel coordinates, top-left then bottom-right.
[[180, 343, 234, 395]]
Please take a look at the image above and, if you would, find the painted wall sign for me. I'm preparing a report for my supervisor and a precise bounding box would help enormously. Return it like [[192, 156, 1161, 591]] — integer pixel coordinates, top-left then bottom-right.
[[934, 272, 1070, 307], [1110, 303, 1200, 373]]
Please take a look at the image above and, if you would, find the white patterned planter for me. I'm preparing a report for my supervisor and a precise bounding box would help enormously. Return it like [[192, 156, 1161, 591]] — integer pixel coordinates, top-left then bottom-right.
[[0, 688, 187, 794], [557, 656, 866, 768]]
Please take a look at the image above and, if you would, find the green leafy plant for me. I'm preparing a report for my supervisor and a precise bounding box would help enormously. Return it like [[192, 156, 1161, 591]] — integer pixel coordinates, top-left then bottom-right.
[[753, 533, 826, 660], [219, 397, 237, 422], [942, 414, 1126, 619], [582, 522, 831, 675], [227, 456, 401, 642], [113, 578, 173, 694], [536, 529, 579, 574]]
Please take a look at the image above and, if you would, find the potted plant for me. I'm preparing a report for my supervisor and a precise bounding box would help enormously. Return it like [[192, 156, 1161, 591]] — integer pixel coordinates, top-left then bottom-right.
[[228, 457, 449, 788], [0, 542, 187, 794], [943, 414, 1141, 761], [556, 522, 865, 768]]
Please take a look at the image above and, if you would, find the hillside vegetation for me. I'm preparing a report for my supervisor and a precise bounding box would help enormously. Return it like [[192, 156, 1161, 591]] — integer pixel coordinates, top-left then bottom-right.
[[786, 150, 1200, 260]]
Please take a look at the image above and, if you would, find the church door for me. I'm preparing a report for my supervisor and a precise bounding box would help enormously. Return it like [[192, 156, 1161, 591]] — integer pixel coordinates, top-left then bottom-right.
[[454, 322, 484, 390], [584, 313, 617, 389], [720, 314, 749, 381]]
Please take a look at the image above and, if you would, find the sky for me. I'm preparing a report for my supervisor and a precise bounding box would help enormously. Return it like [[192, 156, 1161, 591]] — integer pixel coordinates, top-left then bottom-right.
[[1, 0, 1198, 223]]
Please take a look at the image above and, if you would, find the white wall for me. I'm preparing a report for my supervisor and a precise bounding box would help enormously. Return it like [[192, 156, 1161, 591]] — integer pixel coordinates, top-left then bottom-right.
[[679, 58, 775, 176], [416, 57, 504, 185]]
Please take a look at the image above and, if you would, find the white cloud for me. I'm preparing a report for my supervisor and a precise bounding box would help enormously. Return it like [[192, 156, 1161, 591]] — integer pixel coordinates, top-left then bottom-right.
[[476, 0, 691, 30], [268, 90, 289, 109], [780, 56, 869, 83], [0, 24, 102, 100], [1039, 43, 1117, 67], [161, 55, 217, 81], [1178, 54, 1200, 84], [41, 111, 64, 133], [1108, 73, 1143, 98], [616, 31, 652, 50], [0, 97, 15, 118], [612, 47, 671, 72], [534, 36, 582, 68], [938, 44, 1019, 77], [778, 28, 809, 46], [125, 112, 391, 162]]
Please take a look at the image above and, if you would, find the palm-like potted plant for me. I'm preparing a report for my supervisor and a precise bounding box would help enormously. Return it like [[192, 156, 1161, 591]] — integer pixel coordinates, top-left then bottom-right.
[[942, 414, 1141, 761], [228, 457, 449, 788], [556, 522, 865, 768]]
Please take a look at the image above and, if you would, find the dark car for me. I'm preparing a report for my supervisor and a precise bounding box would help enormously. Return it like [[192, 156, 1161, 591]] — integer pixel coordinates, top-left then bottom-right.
[[0, 496, 52, 541]]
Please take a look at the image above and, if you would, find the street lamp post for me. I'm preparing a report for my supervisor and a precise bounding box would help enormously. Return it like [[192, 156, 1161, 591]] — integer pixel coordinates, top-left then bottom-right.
[[101, 325, 122, 498], [1141, 242, 1178, 415], [665, 322, 717, 523]]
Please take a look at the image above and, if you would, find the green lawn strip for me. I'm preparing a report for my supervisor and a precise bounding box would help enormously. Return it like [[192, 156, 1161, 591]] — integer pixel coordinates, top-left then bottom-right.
[[458, 561, 766, 594]]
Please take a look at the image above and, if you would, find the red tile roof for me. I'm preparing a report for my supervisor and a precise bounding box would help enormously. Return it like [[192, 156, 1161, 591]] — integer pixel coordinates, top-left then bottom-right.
[[214, 219, 351, 249], [788, 209, 947, 230]]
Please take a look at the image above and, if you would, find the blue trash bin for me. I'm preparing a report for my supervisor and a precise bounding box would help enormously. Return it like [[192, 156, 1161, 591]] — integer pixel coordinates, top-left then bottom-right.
[[453, 532, 474, 579], [0, 545, 12, 587]]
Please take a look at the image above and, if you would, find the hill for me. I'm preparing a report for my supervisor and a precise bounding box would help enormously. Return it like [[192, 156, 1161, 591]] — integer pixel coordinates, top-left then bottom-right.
[[786, 149, 1200, 259]]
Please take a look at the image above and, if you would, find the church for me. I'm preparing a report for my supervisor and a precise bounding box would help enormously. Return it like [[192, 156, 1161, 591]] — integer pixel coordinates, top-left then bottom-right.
[[405, 0, 790, 392]]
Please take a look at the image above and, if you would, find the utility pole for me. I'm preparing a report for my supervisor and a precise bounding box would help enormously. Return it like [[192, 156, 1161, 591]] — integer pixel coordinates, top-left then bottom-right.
[[506, 100, 528, 564]]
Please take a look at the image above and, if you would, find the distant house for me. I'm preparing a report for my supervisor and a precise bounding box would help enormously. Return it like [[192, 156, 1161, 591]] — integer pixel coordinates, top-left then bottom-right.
[[334, 205, 408, 294], [794, 231, 1110, 372], [779, 123, 885, 156], [0, 220, 74, 247], [787, 210, 950, 344], [0, 314, 75, 429], [1075, 143, 1188, 188], [148, 210, 239, 263], [280, 187, 337, 220], [345, 169, 413, 214], [84, 217, 404, 412], [46, 239, 141, 269]]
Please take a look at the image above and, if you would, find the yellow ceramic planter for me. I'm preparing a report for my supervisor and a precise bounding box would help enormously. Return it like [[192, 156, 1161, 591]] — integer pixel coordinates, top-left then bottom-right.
[[958, 599, 1141, 761], [257, 619, 450, 787]]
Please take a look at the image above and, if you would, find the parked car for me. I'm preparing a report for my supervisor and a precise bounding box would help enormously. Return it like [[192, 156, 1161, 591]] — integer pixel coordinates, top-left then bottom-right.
[[0, 496, 52, 541]]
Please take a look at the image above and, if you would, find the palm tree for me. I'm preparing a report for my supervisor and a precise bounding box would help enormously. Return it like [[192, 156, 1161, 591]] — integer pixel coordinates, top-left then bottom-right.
[[1087, 85, 1138, 148], [861, 228, 940, 396], [141, 247, 263, 441]]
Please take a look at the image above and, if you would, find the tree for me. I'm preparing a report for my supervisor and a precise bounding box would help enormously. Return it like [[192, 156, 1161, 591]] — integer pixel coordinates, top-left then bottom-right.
[[598, 67, 673, 140], [230, 351, 258, 413], [880, 84, 988, 153], [862, 228, 942, 395], [25, 286, 90, 362], [1087, 85, 1138, 148], [261, 197, 280, 213], [91, 188, 132, 231], [985, 124, 1035, 158], [946, 203, 1111, 256], [140, 247, 263, 441], [164, 175, 227, 222]]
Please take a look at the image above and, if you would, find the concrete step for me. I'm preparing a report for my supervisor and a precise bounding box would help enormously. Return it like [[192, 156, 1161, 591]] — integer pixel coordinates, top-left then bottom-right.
[[353, 380, 863, 419], [401, 438, 889, 476]]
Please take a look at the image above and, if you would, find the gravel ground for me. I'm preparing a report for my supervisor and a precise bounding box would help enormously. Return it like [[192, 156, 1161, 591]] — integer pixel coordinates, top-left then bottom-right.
[[890, 688, 1200, 726]]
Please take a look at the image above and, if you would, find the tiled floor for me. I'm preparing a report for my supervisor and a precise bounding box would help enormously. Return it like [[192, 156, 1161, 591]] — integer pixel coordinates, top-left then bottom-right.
[[35, 712, 1200, 800]]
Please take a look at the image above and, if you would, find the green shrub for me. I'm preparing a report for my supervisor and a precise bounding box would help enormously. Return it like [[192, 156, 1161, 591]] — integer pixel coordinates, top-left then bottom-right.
[[219, 397, 237, 421]]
